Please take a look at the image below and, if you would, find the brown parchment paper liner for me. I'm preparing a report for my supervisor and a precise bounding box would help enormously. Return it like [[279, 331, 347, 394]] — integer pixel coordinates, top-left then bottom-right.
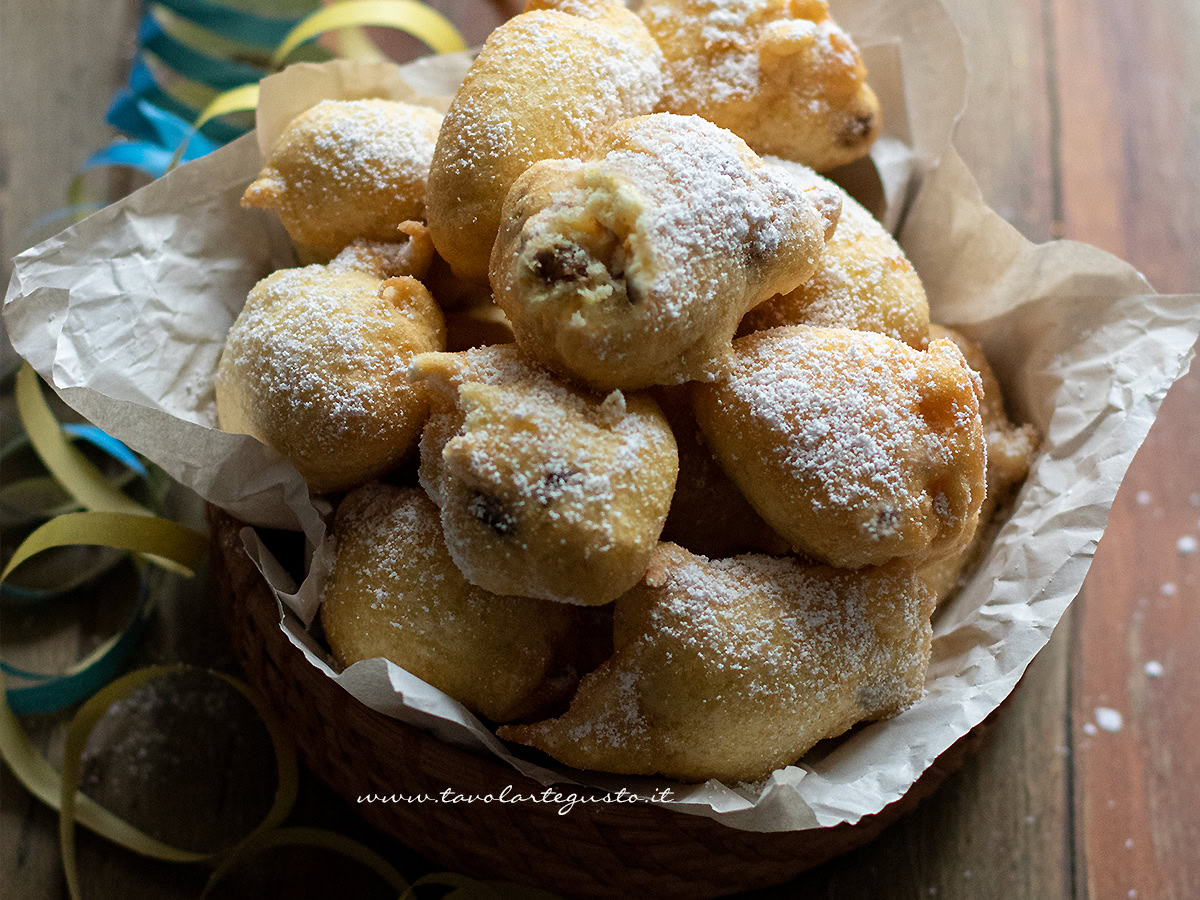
[[5, 0, 1198, 833]]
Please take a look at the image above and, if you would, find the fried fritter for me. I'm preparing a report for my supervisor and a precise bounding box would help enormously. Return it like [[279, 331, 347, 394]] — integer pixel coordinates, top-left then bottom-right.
[[411, 344, 678, 605], [322, 484, 579, 722], [693, 325, 986, 569], [918, 325, 1039, 602], [500, 543, 934, 782], [490, 113, 839, 389], [242, 99, 442, 260], [639, 0, 881, 170], [216, 265, 444, 493], [740, 161, 930, 349], [426, 0, 664, 281]]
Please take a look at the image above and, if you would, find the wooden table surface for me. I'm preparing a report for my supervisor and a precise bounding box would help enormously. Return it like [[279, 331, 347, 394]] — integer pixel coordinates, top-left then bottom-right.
[[1, 1, 1197, 897]]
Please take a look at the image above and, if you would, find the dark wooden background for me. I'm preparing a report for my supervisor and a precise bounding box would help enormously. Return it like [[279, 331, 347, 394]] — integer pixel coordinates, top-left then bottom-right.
[[1, 0, 1197, 897]]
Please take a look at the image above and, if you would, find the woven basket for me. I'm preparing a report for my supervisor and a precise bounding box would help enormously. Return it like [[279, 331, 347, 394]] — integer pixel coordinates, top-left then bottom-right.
[[212, 506, 990, 897]]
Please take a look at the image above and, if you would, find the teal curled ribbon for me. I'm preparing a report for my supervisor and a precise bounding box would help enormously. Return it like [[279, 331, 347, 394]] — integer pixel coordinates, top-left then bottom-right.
[[151, 0, 316, 46], [1, 573, 155, 715], [61, 425, 149, 478], [56, 0, 323, 232], [123, 57, 248, 145], [105, 95, 220, 163], [138, 14, 270, 90]]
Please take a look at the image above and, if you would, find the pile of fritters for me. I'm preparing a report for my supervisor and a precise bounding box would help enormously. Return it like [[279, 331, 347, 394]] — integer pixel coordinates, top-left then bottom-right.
[[217, 0, 1037, 783]]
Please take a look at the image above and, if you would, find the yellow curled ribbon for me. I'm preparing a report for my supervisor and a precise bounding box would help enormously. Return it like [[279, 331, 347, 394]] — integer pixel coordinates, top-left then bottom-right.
[[14, 364, 204, 575], [56, 665, 299, 898], [15, 365, 148, 518], [271, 0, 467, 66]]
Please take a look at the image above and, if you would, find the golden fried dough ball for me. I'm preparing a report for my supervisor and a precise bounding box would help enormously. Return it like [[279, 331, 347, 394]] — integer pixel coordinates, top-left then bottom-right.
[[321, 484, 579, 722], [693, 325, 986, 569], [500, 543, 935, 782], [639, 0, 881, 171], [655, 386, 789, 557], [215, 265, 445, 493], [740, 162, 930, 348], [242, 99, 443, 260], [410, 344, 678, 606], [491, 114, 840, 389], [919, 325, 1039, 602], [426, 0, 664, 281]]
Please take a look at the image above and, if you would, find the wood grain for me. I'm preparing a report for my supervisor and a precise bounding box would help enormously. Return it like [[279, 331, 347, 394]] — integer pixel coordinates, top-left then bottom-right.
[[1050, 0, 1200, 897], [0, 0, 138, 276]]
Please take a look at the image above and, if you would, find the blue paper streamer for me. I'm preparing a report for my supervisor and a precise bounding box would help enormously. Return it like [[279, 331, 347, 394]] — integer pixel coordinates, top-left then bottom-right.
[[82, 142, 176, 181], [115, 58, 248, 145], [61, 426, 148, 479], [2, 575, 154, 715], [106, 94, 221, 161]]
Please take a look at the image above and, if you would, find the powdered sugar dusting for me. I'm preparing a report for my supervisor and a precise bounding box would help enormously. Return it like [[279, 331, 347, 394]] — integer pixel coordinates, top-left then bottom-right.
[[599, 115, 818, 314], [328, 230, 431, 280], [336, 486, 449, 610], [1095, 707, 1123, 733], [722, 329, 966, 514], [745, 160, 928, 344], [411, 345, 676, 604], [529, 547, 932, 773], [219, 266, 436, 453], [298, 99, 440, 195], [440, 8, 663, 178], [431, 347, 667, 547], [497, 114, 832, 388], [642, 0, 856, 113], [651, 553, 924, 707]]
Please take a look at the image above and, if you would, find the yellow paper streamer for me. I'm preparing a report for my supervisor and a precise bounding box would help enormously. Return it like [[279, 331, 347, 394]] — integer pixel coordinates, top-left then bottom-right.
[[191, 82, 263, 135], [56, 665, 300, 900], [143, 51, 227, 114], [15, 365, 148, 518], [333, 24, 389, 63], [168, 82, 262, 170], [0, 511, 208, 583], [271, 0, 467, 66], [14, 364, 202, 575]]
